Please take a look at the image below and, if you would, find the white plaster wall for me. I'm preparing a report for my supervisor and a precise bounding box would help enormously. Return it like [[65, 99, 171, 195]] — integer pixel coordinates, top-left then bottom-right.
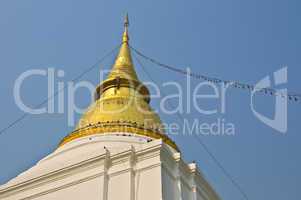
[[0, 137, 220, 200], [162, 167, 177, 200], [135, 165, 162, 200], [197, 191, 206, 200], [108, 172, 131, 200], [37, 177, 102, 200], [181, 181, 193, 200]]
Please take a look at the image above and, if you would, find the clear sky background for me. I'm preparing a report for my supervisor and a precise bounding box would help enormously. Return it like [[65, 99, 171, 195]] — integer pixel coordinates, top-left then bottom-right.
[[0, 1, 300, 200]]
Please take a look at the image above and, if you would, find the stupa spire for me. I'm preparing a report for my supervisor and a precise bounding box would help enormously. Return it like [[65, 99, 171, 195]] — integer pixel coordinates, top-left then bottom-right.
[[108, 14, 138, 81]]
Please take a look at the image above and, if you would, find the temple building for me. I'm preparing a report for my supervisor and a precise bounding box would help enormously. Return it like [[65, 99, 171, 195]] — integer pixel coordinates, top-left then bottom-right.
[[0, 16, 220, 200]]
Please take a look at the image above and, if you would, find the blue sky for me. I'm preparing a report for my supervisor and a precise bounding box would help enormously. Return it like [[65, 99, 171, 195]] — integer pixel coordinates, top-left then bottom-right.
[[0, 1, 300, 199]]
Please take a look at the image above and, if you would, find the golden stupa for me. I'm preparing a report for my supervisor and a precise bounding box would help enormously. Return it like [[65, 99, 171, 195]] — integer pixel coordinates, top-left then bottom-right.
[[59, 15, 178, 151]]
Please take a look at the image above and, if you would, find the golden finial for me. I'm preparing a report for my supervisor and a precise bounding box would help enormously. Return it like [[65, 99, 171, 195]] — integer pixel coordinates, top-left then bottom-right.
[[123, 13, 129, 43]]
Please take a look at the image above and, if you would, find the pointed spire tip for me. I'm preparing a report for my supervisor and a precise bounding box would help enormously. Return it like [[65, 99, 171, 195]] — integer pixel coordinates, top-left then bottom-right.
[[122, 13, 130, 43], [124, 13, 129, 28]]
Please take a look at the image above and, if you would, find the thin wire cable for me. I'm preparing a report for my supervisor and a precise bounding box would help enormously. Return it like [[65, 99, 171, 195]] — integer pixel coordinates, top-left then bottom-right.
[[0, 44, 121, 136], [130, 45, 301, 103], [133, 54, 249, 200]]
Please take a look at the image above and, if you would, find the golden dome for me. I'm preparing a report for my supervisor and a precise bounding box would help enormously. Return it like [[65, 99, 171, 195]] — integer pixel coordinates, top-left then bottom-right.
[[59, 15, 178, 151]]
